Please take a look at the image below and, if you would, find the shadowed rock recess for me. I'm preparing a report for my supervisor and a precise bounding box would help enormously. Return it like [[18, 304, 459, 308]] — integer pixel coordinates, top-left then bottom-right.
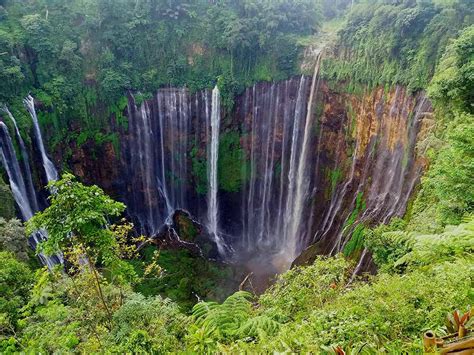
[[61, 77, 431, 275]]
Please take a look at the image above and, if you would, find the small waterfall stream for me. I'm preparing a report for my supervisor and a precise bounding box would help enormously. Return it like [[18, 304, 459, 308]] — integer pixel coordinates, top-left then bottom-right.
[[287, 53, 322, 260], [2, 106, 39, 213], [0, 119, 59, 268], [0, 122, 35, 221], [24, 95, 58, 183], [207, 86, 225, 254]]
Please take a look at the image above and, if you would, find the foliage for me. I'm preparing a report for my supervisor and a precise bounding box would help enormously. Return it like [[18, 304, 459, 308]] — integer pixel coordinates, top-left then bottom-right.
[[367, 216, 473, 273], [0, 206, 474, 353], [188, 291, 252, 351], [318, 0, 354, 21], [218, 131, 249, 192], [339, 192, 367, 258], [0, 0, 321, 154], [26, 173, 134, 283], [343, 223, 366, 257], [364, 218, 412, 272], [190, 144, 207, 195], [107, 293, 188, 353], [420, 112, 474, 224], [395, 216, 474, 271], [428, 25, 474, 114], [0, 218, 31, 263], [129, 246, 234, 310], [323, 0, 473, 91], [259, 256, 349, 320], [25, 173, 139, 332], [187, 214, 473, 353], [0, 178, 15, 219], [279, 258, 473, 353], [410, 25, 474, 228], [0, 252, 33, 348], [109, 220, 145, 260], [329, 167, 343, 195], [192, 130, 250, 194]]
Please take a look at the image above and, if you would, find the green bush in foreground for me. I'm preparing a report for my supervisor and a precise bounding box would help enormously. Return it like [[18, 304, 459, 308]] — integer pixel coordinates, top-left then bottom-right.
[[191, 218, 474, 353]]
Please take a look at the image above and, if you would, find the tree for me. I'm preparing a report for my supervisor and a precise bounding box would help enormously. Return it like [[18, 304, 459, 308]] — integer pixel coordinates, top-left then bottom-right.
[[0, 218, 31, 263], [0, 179, 15, 220], [412, 26, 474, 227], [0, 251, 34, 349], [26, 173, 136, 325], [429, 25, 474, 114], [421, 112, 474, 224]]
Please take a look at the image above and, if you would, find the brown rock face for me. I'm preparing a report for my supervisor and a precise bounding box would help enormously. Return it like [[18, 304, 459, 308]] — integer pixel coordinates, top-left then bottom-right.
[[298, 82, 431, 267], [70, 141, 118, 192]]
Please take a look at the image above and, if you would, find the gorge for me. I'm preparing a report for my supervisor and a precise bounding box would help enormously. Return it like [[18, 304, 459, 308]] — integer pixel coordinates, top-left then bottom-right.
[[0, 68, 432, 277]]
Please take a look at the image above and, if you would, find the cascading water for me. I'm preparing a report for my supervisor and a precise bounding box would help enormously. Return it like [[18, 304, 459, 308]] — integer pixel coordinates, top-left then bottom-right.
[[123, 78, 320, 265], [0, 120, 59, 268], [238, 75, 317, 269], [1, 106, 39, 212], [24, 95, 58, 183], [340, 93, 430, 272], [207, 86, 225, 254], [112, 73, 429, 272], [125, 88, 195, 235], [286, 53, 322, 260], [2, 78, 430, 276], [309, 86, 431, 265], [0, 122, 34, 221]]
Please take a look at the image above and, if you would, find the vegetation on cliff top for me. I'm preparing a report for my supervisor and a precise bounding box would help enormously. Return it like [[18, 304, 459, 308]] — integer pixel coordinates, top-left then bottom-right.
[[322, 0, 473, 92], [0, 0, 322, 150], [409, 24, 474, 229]]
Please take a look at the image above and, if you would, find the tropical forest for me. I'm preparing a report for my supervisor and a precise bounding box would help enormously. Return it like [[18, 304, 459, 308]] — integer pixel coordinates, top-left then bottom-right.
[[0, 0, 473, 353]]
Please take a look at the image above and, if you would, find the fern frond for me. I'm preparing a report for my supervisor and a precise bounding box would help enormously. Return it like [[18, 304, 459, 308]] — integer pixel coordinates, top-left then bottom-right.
[[189, 291, 254, 341], [238, 315, 280, 338], [192, 301, 218, 325]]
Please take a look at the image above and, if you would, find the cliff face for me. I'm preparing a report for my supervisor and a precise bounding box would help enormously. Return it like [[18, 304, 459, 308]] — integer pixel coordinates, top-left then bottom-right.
[[55, 78, 431, 270], [301, 83, 431, 266]]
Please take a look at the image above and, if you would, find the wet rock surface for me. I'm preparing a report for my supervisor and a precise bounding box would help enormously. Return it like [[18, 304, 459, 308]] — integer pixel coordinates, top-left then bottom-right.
[[51, 79, 432, 273]]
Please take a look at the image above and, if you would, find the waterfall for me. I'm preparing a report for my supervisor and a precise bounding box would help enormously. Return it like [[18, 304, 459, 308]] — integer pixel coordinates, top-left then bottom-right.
[[287, 53, 322, 259], [207, 86, 225, 254], [1, 106, 39, 212], [310, 85, 430, 259], [120, 75, 427, 271], [0, 75, 428, 276], [126, 88, 193, 235], [124, 80, 318, 263], [0, 121, 58, 268], [24, 95, 58, 182], [238, 75, 315, 268], [135, 99, 160, 234], [0, 122, 34, 220], [282, 77, 308, 257], [157, 93, 172, 217]]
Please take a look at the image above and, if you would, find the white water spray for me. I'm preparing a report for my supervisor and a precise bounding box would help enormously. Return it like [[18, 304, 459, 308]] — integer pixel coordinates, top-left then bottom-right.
[[287, 52, 322, 259], [0, 121, 59, 268], [207, 85, 225, 254], [23, 95, 58, 182]]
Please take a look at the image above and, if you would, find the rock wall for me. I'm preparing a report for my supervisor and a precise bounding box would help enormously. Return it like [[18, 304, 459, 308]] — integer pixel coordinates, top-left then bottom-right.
[[52, 78, 432, 271], [299, 83, 431, 266]]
